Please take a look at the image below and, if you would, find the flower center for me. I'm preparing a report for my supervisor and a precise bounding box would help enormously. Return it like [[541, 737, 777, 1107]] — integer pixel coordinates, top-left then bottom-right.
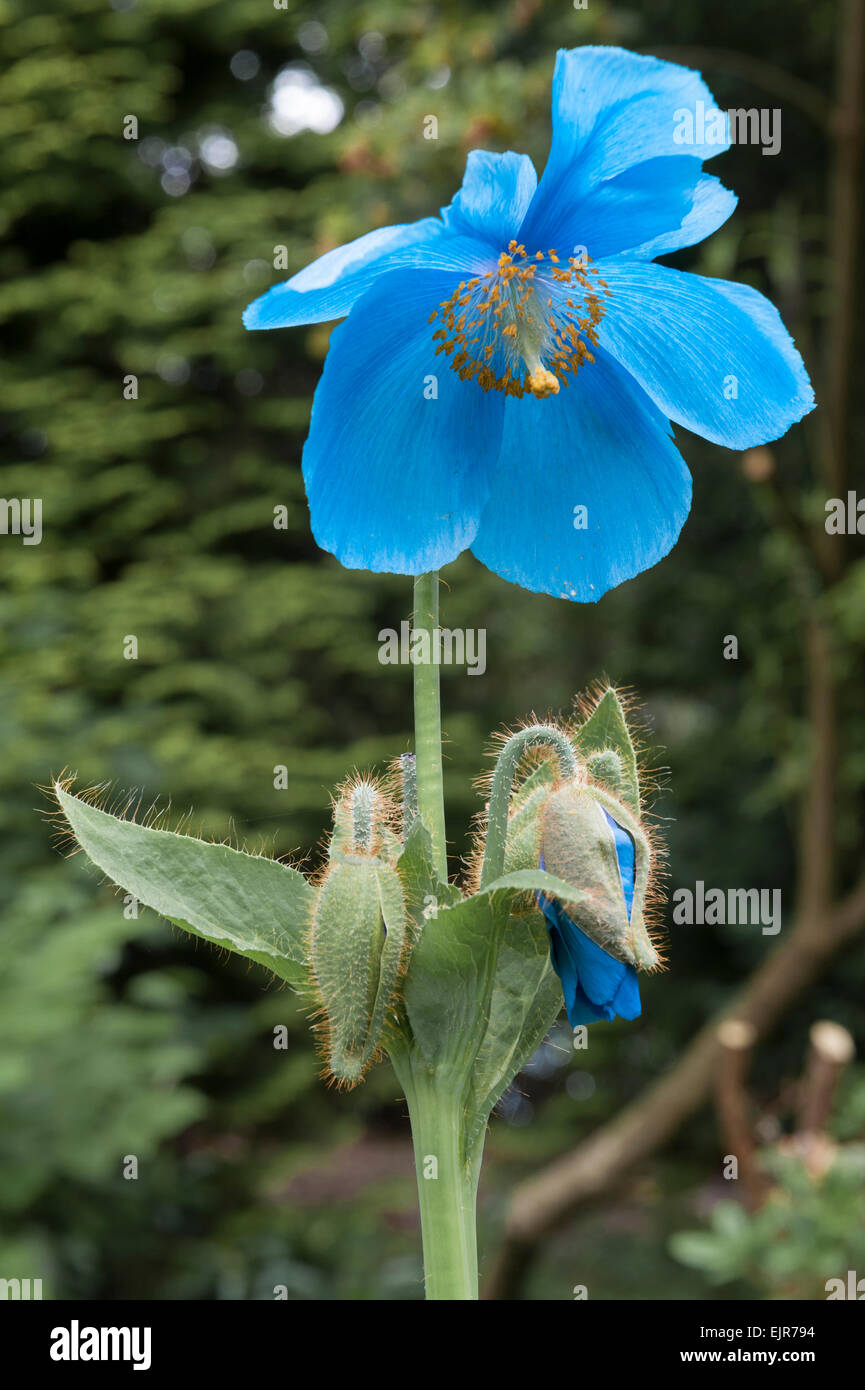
[[429, 242, 608, 399]]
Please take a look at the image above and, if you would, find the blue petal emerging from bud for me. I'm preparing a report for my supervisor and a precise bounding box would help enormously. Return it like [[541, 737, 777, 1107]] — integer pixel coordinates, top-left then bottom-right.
[[539, 836, 641, 1026], [600, 807, 636, 920], [539, 893, 641, 1026]]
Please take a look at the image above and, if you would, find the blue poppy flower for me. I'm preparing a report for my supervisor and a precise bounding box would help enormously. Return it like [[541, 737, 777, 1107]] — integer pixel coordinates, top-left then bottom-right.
[[539, 807, 641, 1026], [244, 46, 814, 601]]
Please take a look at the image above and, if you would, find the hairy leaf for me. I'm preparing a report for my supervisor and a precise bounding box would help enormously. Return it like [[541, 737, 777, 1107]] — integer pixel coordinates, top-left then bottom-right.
[[56, 786, 313, 987]]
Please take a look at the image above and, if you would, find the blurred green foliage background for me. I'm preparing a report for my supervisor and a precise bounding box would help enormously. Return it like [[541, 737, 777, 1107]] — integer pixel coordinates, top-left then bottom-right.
[[1, 0, 863, 1300]]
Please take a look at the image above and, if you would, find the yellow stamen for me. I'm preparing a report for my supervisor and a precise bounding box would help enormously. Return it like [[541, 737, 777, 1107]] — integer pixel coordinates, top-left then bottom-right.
[[426, 244, 606, 399], [526, 367, 560, 398]]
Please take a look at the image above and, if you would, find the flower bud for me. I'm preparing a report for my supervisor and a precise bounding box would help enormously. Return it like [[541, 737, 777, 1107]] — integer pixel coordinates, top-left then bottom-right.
[[540, 782, 657, 971], [502, 763, 555, 876], [585, 749, 624, 797], [535, 778, 659, 1027], [310, 780, 409, 1086], [492, 691, 662, 1027], [328, 778, 401, 865]]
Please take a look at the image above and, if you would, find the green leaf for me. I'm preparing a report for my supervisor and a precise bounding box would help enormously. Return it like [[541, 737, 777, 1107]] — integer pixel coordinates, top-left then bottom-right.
[[397, 847, 580, 1139], [477, 867, 592, 906], [467, 911, 561, 1148], [402, 879, 564, 1153], [402, 890, 508, 1073], [396, 819, 461, 923], [55, 786, 313, 987], [573, 688, 640, 814]]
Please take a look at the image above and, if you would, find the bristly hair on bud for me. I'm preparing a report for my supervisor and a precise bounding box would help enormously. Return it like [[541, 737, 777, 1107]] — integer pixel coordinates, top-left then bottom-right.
[[573, 681, 668, 965], [572, 679, 667, 814], [465, 686, 667, 971], [382, 752, 420, 845], [308, 772, 411, 1088], [464, 711, 581, 892], [326, 773, 402, 866]]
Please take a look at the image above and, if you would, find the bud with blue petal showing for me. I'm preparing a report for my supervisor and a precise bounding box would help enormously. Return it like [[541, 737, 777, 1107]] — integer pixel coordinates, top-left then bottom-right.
[[537, 773, 659, 1026], [484, 689, 662, 1027], [309, 779, 410, 1087]]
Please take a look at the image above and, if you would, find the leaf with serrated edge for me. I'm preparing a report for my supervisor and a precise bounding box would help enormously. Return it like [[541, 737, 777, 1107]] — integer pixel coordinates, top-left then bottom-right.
[[56, 786, 313, 986]]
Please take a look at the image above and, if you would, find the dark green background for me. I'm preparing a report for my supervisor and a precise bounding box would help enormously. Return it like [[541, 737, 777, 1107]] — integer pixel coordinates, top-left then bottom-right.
[[1, 0, 863, 1299]]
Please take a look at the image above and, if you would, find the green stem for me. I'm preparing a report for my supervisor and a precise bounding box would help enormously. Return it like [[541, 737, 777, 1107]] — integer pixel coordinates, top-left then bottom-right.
[[399, 575, 481, 1296], [412, 571, 448, 880], [480, 723, 578, 888], [392, 1051, 480, 1300]]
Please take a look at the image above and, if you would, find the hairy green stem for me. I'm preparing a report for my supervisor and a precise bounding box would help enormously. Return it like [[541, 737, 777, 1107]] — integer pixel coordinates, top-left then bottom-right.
[[480, 724, 578, 888], [412, 571, 448, 880], [391, 1049, 480, 1300]]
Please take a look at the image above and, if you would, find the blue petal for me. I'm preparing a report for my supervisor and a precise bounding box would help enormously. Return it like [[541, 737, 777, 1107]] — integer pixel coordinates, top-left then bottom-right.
[[520, 46, 730, 249], [524, 156, 716, 260], [470, 345, 692, 602], [243, 220, 491, 330], [594, 260, 816, 447], [622, 173, 737, 259], [601, 808, 636, 919], [443, 150, 538, 247], [540, 895, 641, 1027], [302, 266, 504, 574]]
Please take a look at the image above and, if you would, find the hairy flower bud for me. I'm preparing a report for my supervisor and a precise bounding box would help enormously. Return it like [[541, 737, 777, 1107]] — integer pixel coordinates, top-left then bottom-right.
[[491, 691, 663, 1026], [540, 781, 658, 971], [310, 855, 408, 1086], [310, 779, 410, 1086], [585, 749, 624, 797], [328, 778, 401, 865], [502, 763, 555, 877]]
